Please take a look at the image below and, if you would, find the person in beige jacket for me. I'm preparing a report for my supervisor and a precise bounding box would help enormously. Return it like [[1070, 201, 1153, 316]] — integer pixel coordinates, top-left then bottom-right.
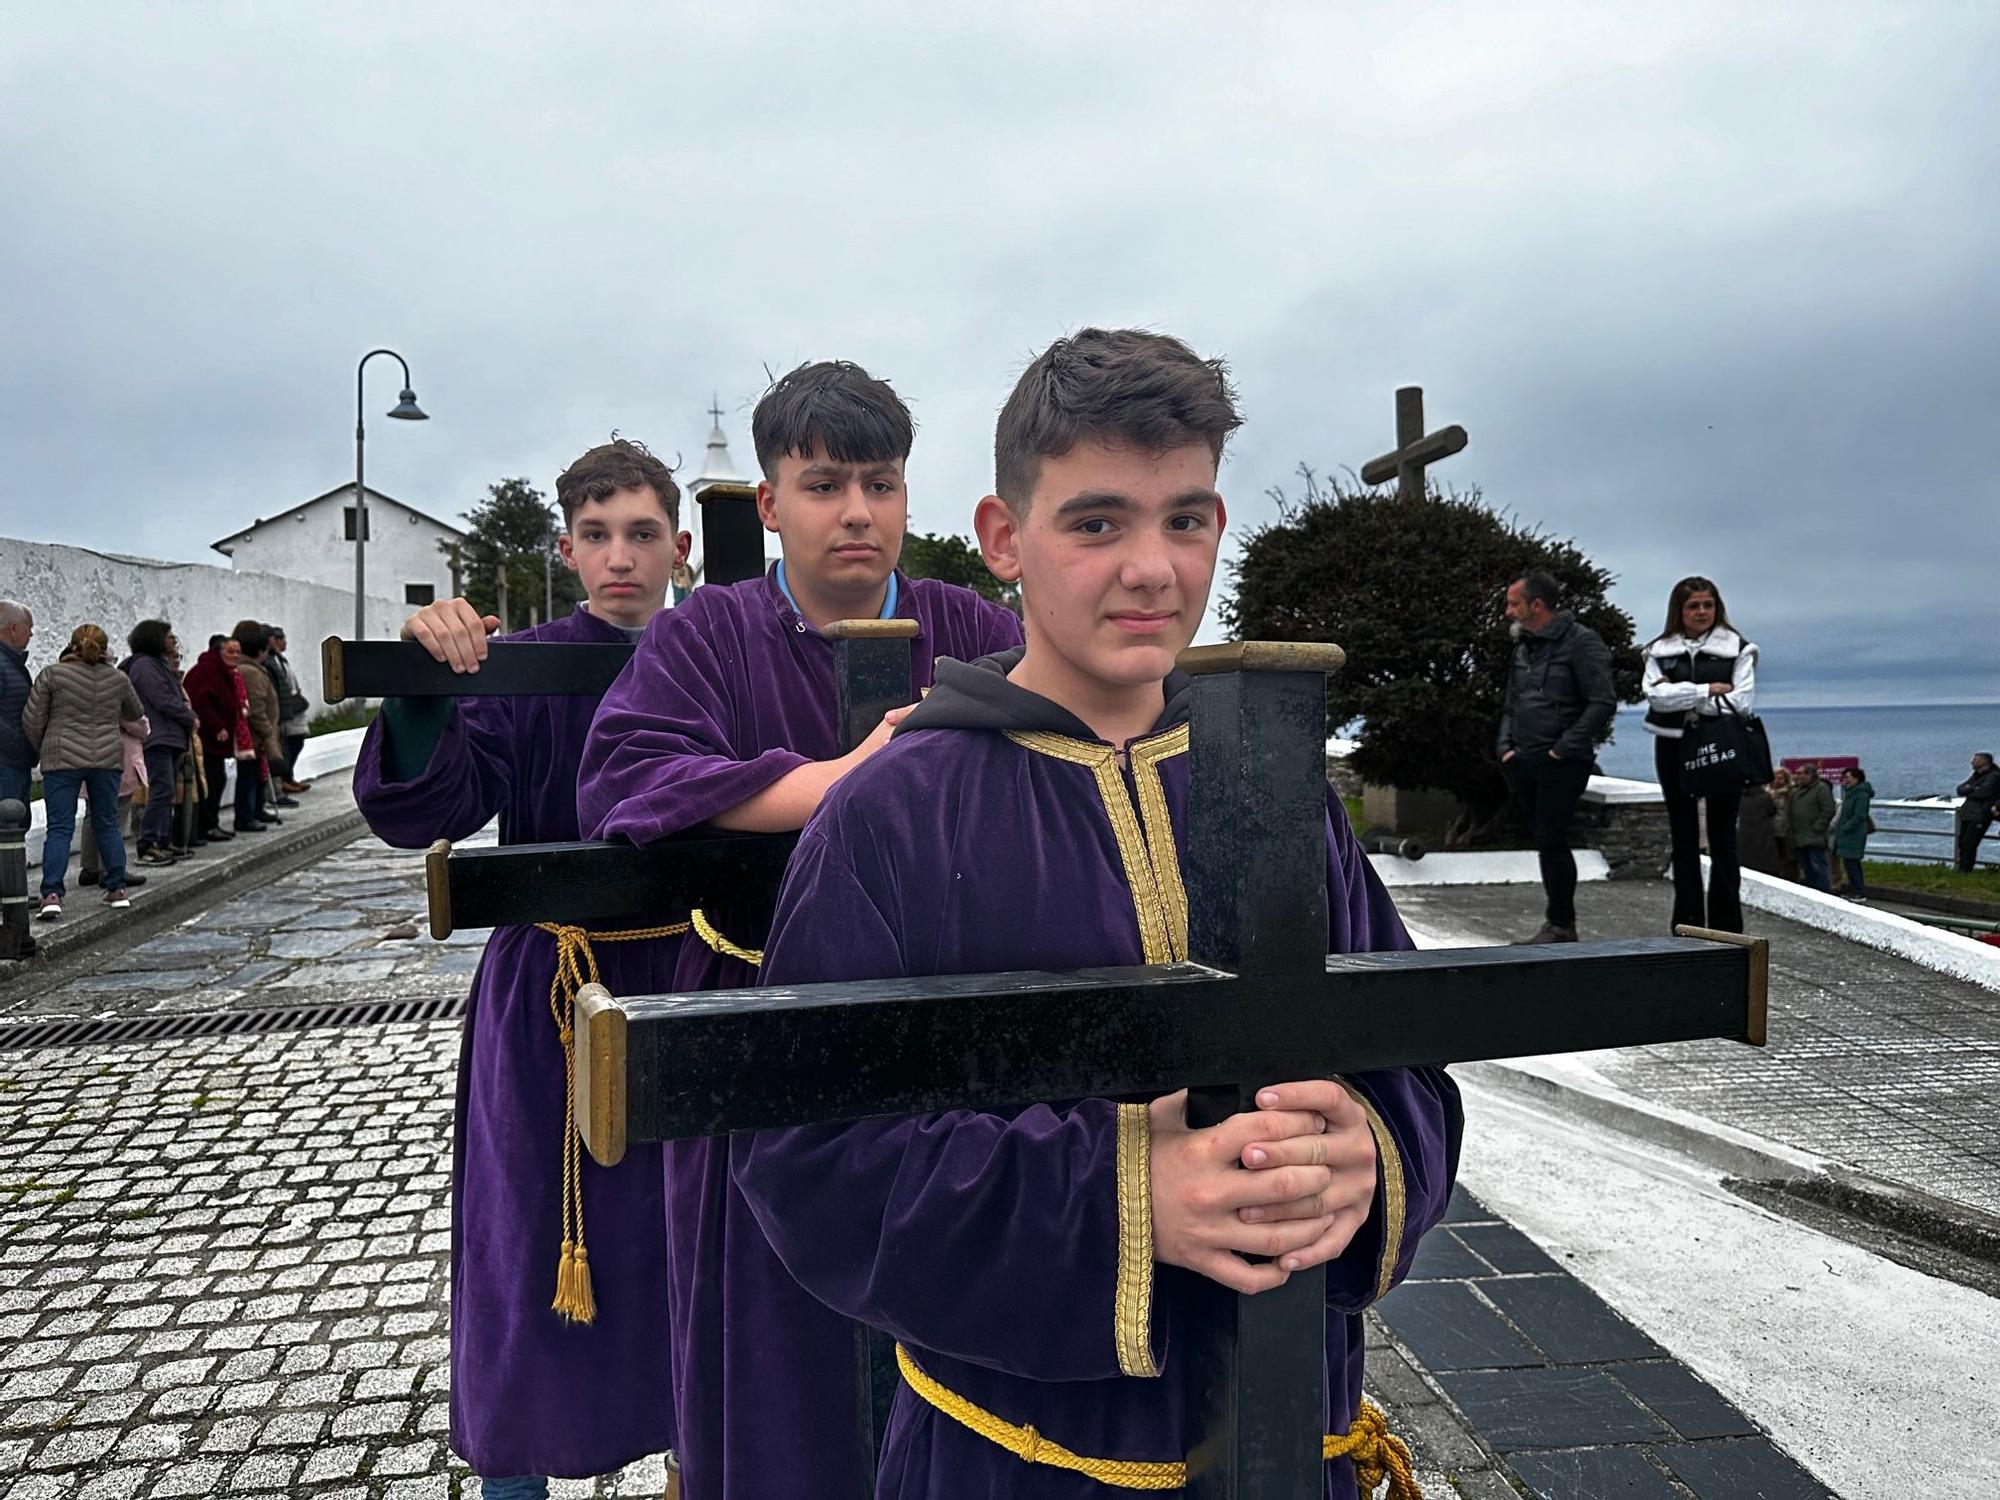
[[232, 620, 286, 827], [24, 623, 146, 914]]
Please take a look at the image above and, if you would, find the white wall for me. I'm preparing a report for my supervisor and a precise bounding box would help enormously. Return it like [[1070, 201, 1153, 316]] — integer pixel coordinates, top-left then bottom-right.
[[217, 486, 460, 605], [0, 534, 412, 710]]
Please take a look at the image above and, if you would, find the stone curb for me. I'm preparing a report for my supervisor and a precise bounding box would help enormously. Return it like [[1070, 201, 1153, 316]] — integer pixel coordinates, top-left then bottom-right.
[[1718, 860, 2000, 990], [1865, 882, 2000, 921], [1459, 1058, 2000, 1252], [1, 777, 368, 982]]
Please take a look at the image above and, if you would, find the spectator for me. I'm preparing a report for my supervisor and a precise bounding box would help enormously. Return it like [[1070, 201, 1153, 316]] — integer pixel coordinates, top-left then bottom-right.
[[122, 620, 197, 865], [1641, 575, 1757, 933], [184, 637, 251, 838], [0, 599, 33, 807], [1738, 780, 1783, 877], [23, 624, 145, 915], [1834, 766, 1874, 901], [1956, 752, 1999, 873], [1498, 568, 1616, 943], [232, 621, 285, 825], [1787, 761, 1836, 892], [1766, 766, 1801, 882], [265, 626, 313, 794], [80, 712, 150, 886]]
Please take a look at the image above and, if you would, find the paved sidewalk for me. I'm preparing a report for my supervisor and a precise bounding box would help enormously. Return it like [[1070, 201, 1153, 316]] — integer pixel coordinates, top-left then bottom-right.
[[1391, 878, 2000, 1225], [5, 774, 366, 986], [1373, 1187, 1831, 1500], [0, 830, 481, 1026]]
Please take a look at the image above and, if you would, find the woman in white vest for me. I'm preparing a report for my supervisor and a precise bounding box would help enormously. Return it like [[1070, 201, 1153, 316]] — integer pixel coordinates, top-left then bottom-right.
[[1642, 576, 1758, 932]]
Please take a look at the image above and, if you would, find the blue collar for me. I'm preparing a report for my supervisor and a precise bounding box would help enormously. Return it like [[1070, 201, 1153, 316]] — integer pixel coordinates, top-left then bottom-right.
[[774, 561, 899, 625]]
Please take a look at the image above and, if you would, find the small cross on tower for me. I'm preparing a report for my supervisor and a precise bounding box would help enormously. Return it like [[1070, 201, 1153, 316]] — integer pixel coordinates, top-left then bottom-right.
[[708, 393, 726, 429], [1360, 385, 1467, 503]]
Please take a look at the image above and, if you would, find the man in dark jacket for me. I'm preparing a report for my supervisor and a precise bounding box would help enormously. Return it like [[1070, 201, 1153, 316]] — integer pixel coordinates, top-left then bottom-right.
[[1498, 570, 1616, 942], [0, 600, 34, 806], [264, 626, 312, 794], [1957, 752, 2000, 872]]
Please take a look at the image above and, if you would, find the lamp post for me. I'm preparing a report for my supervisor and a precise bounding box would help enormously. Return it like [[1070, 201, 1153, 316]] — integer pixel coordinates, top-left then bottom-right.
[[354, 349, 429, 640], [543, 499, 558, 623]]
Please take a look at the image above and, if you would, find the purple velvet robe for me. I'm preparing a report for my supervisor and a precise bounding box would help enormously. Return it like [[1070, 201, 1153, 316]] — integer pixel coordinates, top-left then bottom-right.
[[575, 573, 1025, 1500], [733, 668, 1463, 1499], [353, 605, 682, 1479]]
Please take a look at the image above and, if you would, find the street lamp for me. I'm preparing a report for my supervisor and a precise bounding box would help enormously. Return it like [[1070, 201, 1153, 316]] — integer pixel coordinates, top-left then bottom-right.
[[354, 349, 429, 640]]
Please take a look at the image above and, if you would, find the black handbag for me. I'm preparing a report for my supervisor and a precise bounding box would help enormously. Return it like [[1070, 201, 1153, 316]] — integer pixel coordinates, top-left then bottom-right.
[[1679, 700, 1773, 794]]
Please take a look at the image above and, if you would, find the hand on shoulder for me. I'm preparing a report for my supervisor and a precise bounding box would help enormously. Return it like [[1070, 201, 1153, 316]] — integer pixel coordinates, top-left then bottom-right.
[[400, 598, 501, 674]]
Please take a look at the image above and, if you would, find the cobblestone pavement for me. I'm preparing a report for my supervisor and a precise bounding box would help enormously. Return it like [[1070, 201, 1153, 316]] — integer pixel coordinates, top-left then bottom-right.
[[0, 834, 1527, 1497], [1392, 878, 2000, 1221]]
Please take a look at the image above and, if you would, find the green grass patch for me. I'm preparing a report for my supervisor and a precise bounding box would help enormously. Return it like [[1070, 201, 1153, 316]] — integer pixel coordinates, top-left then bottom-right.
[[309, 701, 379, 736], [1862, 860, 2000, 900], [1341, 795, 1365, 829]]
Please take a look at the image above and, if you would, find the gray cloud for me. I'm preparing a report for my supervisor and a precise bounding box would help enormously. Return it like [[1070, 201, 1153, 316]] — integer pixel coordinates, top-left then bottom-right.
[[2, 2, 1993, 706]]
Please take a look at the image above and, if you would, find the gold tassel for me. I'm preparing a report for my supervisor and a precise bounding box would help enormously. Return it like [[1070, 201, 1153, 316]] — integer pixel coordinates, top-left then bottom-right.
[[566, 1243, 596, 1324], [537, 920, 689, 1330]]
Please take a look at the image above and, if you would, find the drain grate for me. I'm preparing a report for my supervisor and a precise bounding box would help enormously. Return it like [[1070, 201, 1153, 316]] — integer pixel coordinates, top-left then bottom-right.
[[0, 993, 467, 1052]]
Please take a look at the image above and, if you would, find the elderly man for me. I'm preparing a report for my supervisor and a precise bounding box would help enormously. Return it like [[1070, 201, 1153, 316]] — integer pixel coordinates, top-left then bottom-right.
[[1787, 762, 1837, 892], [1499, 570, 1615, 943], [0, 601, 34, 807], [1957, 752, 2000, 873], [264, 626, 313, 795]]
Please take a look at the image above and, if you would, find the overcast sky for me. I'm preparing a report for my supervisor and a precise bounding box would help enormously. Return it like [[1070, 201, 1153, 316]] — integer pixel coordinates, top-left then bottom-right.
[[3, 3, 1994, 706]]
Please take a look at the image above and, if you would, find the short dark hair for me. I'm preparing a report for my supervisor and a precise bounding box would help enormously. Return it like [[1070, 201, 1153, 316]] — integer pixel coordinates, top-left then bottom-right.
[[208, 634, 226, 651], [1976, 751, 1996, 767], [231, 619, 268, 656], [555, 437, 681, 529], [266, 624, 287, 640], [994, 328, 1241, 512], [128, 619, 172, 658], [1843, 766, 1865, 783], [752, 360, 914, 479], [1514, 570, 1561, 610]]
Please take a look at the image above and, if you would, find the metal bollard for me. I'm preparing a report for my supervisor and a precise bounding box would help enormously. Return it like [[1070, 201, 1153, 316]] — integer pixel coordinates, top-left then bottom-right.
[[0, 798, 35, 960], [1360, 825, 1426, 861]]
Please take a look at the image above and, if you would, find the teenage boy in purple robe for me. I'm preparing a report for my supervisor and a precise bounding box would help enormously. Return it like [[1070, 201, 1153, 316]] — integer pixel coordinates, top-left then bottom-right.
[[353, 439, 691, 1500], [733, 329, 1465, 1499], [576, 362, 1025, 1498]]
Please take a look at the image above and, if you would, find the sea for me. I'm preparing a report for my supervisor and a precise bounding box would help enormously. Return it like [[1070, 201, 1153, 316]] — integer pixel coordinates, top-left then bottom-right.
[[1593, 702, 2000, 866]]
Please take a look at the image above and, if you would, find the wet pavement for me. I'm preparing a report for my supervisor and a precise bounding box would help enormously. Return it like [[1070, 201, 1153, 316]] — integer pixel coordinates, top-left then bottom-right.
[[0, 840, 1893, 1497]]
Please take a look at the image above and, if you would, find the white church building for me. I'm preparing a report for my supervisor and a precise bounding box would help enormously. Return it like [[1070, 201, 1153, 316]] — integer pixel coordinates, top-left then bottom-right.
[[210, 483, 467, 607]]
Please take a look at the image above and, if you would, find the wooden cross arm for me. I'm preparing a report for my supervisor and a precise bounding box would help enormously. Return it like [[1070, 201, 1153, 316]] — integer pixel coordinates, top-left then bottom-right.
[[423, 832, 800, 939], [573, 933, 1767, 1166], [1359, 424, 1468, 486], [321, 637, 636, 702]]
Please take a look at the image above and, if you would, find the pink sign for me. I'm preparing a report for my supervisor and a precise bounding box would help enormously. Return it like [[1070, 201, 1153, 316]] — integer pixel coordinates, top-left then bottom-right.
[[1781, 754, 1858, 782]]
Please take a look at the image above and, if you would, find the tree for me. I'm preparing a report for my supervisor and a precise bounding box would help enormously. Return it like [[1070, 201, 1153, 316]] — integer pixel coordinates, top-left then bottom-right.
[[1222, 469, 1641, 839], [899, 530, 1020, 613], [444, 478, 583, 626]]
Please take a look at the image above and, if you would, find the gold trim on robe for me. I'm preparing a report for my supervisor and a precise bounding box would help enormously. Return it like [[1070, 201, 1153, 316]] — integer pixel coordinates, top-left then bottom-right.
[[1004, 726, 1192, 1375], [1345, 1082, 1408, 1304], [1114, 1102, 1160, 1377]]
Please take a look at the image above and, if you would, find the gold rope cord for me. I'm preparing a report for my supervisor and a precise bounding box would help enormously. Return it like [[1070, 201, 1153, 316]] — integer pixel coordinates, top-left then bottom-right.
[[689, 908, 764, 966], [535, 920, 690, 1324], [896, 1344, 1419, 1496]]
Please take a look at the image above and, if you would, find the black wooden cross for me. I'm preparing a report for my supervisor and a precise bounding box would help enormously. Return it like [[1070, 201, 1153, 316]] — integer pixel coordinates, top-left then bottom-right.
[[1359, 386, 1468, 503], [324, 619, 918, 936], [569, 642, 1767, 1500]]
